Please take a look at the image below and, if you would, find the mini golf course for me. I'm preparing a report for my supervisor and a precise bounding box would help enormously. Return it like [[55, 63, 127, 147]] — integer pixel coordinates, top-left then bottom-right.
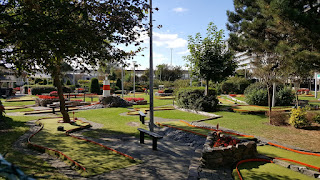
[[28, 117, 138, 177]]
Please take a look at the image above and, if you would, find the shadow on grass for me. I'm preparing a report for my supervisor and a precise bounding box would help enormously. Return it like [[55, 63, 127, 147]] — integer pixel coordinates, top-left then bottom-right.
[[0, 116, 26, 130]]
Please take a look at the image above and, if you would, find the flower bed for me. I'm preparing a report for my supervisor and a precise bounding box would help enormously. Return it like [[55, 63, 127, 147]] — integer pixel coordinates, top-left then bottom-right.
[[123, 97, 144, 102], [201, 131, 258, 169]]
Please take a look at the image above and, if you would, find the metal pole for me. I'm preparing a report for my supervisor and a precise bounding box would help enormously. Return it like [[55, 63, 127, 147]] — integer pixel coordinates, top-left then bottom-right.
[[272, 82, 276, 107], [121, 64, 124, 98], [315, 72, 318, 99], [170, 48, 173, 66], [133, 61, 136, 97], [149, 0, 154, 132]]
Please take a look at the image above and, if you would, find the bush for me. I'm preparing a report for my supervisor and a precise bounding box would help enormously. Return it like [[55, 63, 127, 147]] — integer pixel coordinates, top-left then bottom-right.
[[176, 87, 218, 112], [313, 114, 320, 124], [244, 82, 294, 106], [164, 88, 173, 93], [90, 78, 100, 94], [275, 87, 295, 106], [66, 79, 72, 85], [267, 111, 289, 126], [221, 82, 237, 94], [221, 77, 251, 94], [289, 107, 311, 128], [30, 85, 56, 95], [0, 100, 5, 118], [116, 78, 122, 89]]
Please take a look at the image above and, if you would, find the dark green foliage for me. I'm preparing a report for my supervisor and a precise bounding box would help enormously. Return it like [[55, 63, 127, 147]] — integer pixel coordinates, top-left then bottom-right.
[[222, 76, 251, 94], [116, 78, 122, 89], [164, 89, 173, 93], [245, 83, 294, 106], [176, 87, 218, 112], [221, 82, 237, 94], [43, 79, 48, 85], [155, 64, 183, 81], [66, 80, 71, 85], [276, 87, 295, 106], [0, 100, 4, 118], [90, 78, 100, 94], [30, 86, 56, 95]]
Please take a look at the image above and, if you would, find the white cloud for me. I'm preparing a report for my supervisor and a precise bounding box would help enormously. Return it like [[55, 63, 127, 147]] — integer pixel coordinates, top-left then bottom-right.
[[136, 31, 187, 49], [177, 50, 190, 55], [173, 7, 188, 13]]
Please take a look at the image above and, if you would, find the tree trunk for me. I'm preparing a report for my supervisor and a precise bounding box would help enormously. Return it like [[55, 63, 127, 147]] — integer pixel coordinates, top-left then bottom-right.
[[267, 85, 272, 124], [53, 66, 70, 123], [205, 79, 209, 96]]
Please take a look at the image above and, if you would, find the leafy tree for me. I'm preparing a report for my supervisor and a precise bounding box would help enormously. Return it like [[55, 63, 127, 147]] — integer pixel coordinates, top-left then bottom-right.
[[185, 22, 236, 95], [116, 78, 122, 90], [155, 64, 183, 81], [1, 0, 149, 122], [227, 0, 319, 122]]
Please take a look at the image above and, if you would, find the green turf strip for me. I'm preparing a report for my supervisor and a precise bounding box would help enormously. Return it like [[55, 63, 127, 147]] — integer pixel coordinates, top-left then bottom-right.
[[258, 145, 320, 171], [31, 118, 139, 177], [0, 116, 68, 179], [233, 161, 314, 180]]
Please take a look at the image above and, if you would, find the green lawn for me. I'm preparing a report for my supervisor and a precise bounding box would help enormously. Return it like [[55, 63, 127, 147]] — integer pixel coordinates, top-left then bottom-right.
[[233, 96, 246, 102], [2, 100, 35, 107], [204, 111, 320, 152], [233, 161, 313, 180], [154, 110, 208, 121], [31, 118, 138, 177], [5, 108, 34, 113], [0, 116, 68, 179], [75, 108, 146, 138], [258, 145, 320, 170]]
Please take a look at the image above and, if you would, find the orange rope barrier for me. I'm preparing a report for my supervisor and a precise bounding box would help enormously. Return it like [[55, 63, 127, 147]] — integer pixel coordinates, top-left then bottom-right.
[[236, 159, 273, 180], [268, 142, 320, 157]]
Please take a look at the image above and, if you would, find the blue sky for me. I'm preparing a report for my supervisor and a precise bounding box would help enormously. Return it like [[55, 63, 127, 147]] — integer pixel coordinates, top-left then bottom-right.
[[125, 0, 235, 70]]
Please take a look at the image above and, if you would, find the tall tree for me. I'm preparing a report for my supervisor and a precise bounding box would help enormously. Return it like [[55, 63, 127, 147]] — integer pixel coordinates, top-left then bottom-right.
[[227, 0, 320, 120], [185, 22, 236, 95], [1, 0, 149, 122]]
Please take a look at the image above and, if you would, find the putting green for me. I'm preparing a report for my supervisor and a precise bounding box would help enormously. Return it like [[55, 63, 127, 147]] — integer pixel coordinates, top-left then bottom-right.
[[233, 161, 313, 180], [258, 145, 320, 171], [31, 118, 139, 176]]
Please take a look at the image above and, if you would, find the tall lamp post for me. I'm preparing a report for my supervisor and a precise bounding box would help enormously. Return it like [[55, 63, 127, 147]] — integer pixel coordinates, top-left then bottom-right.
[[121, 63, 124, 98], [149, 0, 154, 132], [133, 61, 137, 97]]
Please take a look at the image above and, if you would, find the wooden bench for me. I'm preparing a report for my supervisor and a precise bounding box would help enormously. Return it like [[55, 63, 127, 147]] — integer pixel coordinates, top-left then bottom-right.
[[139, 111, 146, 124], [48, 104, 58, 114], [137, 128, 163, 150]]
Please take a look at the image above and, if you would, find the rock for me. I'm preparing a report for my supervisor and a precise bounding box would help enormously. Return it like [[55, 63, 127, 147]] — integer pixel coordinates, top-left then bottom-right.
[[99, 96, 132, 107]]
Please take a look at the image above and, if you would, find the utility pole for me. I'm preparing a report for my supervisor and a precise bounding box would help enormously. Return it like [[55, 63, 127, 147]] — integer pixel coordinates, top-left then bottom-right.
[[121, 63, 124, 98], [149, 0, 154, 132], [315, 72, 318, 99], [170, 48, 173, 66]]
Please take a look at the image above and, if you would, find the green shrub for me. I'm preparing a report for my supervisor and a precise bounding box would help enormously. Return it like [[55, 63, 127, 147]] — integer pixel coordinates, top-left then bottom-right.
[[276, 87, 295, 106], [221, 82, 237, 94], [289, 107, 311, 128], [30, 86, 56, 95], [245, 88, 269, 106], [116, 78, 122, 89], [66, 79, 72, 85], [164, 88, 173, 93], [176, 87, 218, 112], [312, 114, 320, 124], [221, 76, 251, 94], [90, 78, 100, 94], [0, 100, 5, 118], [244, 82, 294, 106]]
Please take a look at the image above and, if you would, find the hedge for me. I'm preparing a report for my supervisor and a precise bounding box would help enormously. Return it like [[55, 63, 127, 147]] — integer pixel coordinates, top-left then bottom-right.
[[176, 87, 218, 112], [22, 85, 71, 95]]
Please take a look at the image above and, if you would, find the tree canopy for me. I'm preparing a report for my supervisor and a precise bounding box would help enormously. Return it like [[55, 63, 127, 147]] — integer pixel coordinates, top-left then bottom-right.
[[155, 64, 183, 81], [185, 22, 236, 95], [1, 0, 150, 122]]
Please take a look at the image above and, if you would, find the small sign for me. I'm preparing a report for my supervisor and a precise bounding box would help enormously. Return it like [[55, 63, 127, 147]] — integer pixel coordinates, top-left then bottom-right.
[[317, 74, 320, 79]]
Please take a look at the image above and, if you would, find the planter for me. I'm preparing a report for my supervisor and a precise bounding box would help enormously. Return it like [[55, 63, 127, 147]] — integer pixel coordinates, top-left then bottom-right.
[[201, 131, 258, 169]]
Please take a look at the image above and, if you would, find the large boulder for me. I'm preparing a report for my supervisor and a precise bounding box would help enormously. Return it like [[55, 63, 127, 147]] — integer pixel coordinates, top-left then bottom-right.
[[99, 96, 131, 107]]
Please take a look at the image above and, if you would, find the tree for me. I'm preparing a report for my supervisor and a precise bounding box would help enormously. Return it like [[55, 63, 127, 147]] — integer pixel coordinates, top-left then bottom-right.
[[185, 22, 236, 95], [155, 64, 183, 81], [227, 0, 320, 122], [1, 0, 149, 122], [90, 78, 100, 94]]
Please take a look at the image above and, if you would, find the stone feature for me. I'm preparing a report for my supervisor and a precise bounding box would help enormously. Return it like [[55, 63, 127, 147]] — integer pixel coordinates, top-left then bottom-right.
[[201, 131, 258, 169], [99, 96, 132, 107]]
